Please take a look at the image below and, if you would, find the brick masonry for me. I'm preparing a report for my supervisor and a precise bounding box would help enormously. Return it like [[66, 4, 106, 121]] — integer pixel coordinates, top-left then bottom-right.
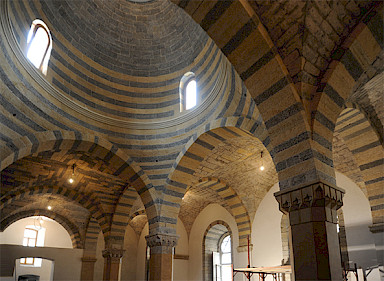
[[0, 0, 382, 274]]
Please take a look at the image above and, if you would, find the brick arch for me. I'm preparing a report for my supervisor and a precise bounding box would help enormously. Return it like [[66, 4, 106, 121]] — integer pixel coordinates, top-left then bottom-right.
[[172, 1, 319, 191], [128, 209, 147, 223], [312, 6, 383, 173], [82, 216, 101, 258], [160, 117, 271, 235], [0, 130, 158, 229], [0, 185, 109, 237], [109, 186, 141, 246], [196, 177, 251, 247], [334, 108, 384, 225], [202, 220, 232, 281], [1, 209, 82, 249]]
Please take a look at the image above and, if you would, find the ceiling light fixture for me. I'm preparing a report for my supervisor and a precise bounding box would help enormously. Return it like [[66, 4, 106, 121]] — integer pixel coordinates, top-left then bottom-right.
[[259, 151, 265, 171], [34, 216, 43, 230], [68, 163, 76, 184], [47, 206, 52, 210]]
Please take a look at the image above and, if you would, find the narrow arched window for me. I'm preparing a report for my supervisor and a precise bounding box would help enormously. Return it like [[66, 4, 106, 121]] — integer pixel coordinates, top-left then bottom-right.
[[180, 72, 197, 111], [26, 19, 52, 75], [219, 234, 232, 281]]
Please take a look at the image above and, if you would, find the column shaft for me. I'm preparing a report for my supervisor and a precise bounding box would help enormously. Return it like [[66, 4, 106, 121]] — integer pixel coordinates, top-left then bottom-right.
[[80, 257, 97, 281], [275, 182, 345, 281], [102, 249, 124, 281], [146, 233, 179, 281]]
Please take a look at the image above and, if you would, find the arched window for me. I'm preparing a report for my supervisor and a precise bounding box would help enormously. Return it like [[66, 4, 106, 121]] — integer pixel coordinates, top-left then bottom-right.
[[26, 19, 52, 75], [218, 234, 232, 281], [180, 72, 197, 111]]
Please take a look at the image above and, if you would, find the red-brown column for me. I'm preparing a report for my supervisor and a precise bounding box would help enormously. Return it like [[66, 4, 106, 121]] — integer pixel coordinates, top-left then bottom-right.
[[80, 256, 97, 281], [275, 182, 345, 281], [102, 249, 125, 281], [145, 233, 179, 281]]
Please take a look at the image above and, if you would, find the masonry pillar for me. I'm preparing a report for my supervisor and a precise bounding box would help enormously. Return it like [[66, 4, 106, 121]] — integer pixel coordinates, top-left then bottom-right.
[[102, 248, 125, 281], [80, 256, 97, 281], [145, 233, 179, 281], [275, 182, 345, 281]]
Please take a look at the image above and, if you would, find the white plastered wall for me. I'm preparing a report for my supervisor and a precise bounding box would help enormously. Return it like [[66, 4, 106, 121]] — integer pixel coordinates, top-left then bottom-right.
[[188, 203, 245, 281], [336, 172, 381, 280], [0, 217, 72, 248], [251, 182, 283, 268], [0, 216, 80, 280]]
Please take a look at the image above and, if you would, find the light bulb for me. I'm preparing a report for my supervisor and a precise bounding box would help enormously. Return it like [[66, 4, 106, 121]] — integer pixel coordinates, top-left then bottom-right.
[[260, 165, 265, 171], [68, 178, 74, 184], [47, 206, 52, 210]]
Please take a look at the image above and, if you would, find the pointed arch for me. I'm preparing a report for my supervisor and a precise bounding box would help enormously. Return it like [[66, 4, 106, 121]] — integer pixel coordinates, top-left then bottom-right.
[[312, 5, 383, 174], [0, 185, 108, 237], [195, 177, 251, 247], [159, 116, 271, 235], [0, 130, 158, 224], [1, 209, 82, 249]]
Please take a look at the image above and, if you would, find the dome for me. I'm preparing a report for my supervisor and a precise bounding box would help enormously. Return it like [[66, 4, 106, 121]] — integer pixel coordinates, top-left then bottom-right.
[[6, 0, 226, 125]]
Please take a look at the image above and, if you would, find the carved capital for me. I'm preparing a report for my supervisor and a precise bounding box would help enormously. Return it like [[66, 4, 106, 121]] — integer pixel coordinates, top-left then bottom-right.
[[274, 181, 344, 225], [274, 181, 344, 213], [102, 248, 125, 260], [145, 233, 179, 254]]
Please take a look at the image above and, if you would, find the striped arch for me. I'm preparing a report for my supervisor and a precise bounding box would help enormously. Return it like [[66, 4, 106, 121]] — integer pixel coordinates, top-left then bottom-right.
[[128, 209, 148, 238], [109, 186, 140, 245], [0, 185, 109, 236], [160, 116, 271, 234], [1, 209, 83, 249], [203, 220, 232, 281], [128, 209, 147, 223], [0, 130, 158, 225], [83, 216, 101, 258], [313, 5, 383, 180], [172, 0, 317, 190], [196, 177, 251, 247], [335, 108, 384, 225]]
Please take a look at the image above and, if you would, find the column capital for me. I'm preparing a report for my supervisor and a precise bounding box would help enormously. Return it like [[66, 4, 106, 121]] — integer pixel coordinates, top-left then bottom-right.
[[102, 248, 125, 260], [145, 233, 179, 254], [274, 181, 344, 213]]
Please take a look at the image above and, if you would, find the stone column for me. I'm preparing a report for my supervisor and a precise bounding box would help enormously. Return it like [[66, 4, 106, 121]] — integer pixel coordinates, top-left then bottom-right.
[[275, 182, 344, 281], [80, 256, 97, 281], [102, 248, 125, 281], [145, 233, 179, 281]]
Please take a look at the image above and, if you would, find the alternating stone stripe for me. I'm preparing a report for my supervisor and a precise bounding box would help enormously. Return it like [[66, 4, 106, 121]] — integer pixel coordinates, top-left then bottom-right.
[[109, 186, 139, 245], [158, 117, 270, 234], [196, 178, 251, 246], [314, 8, 383, 143], [0, 185, 109, 235], [0, 130, 156, 216], [335, 108, 384, 224], [83, 216, 101, 257], [0, 209, 83, 249], [312, 9, 383, 191], [202, 220, 231, 280]]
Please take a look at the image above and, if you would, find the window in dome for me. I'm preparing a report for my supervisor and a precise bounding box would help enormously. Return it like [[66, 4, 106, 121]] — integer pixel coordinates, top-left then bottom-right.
[[180, 72, 198, 111], [26, 19, 52, 75]]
